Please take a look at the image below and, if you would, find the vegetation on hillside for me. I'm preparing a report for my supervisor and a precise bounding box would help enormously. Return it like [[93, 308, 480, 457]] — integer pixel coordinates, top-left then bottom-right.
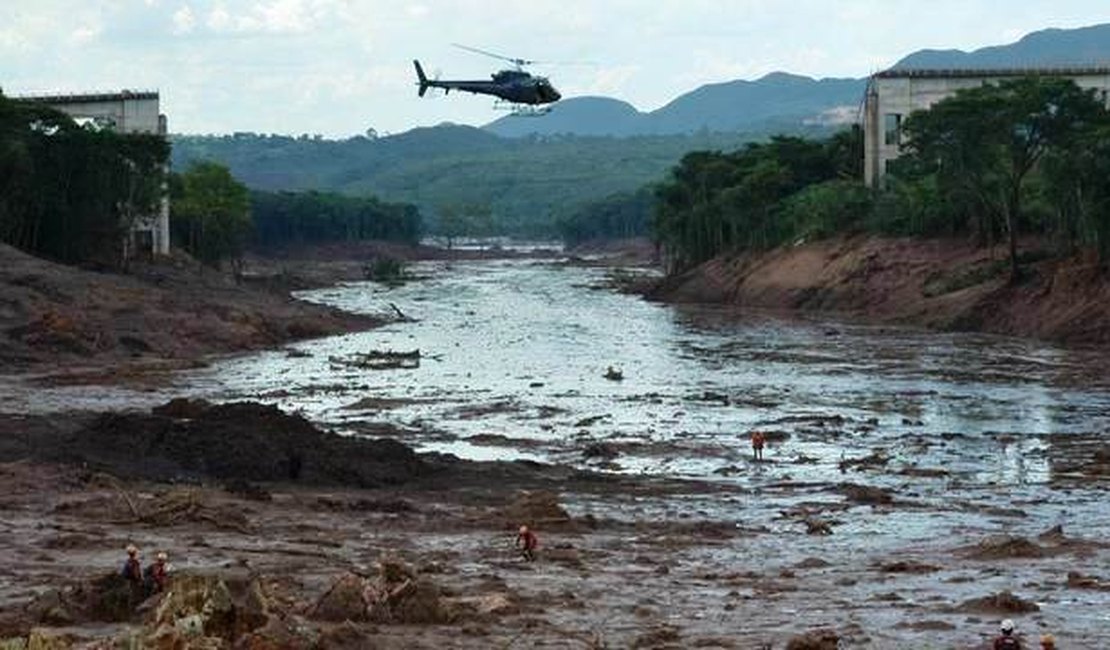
[[0, 92, 169, 266], [557, 188, 654, 247], [654, 77, 1110, 277], [170, 162, 252, 268], [894, 77, 1110, 277], [171, 127, 830, 237], [653, 130, 863, 272], [249, 189, 422, 249]]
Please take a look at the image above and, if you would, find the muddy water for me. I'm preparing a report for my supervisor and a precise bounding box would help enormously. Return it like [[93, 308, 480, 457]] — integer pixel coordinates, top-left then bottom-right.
[[4, 258, 1110, 643], [197, 259, 1110, 642]]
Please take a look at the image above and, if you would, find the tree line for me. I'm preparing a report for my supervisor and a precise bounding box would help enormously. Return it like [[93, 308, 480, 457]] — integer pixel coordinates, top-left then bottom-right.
[[0, 92, 169, 266], [652, 77, 1110, 277], [170, 163, 423, 266]]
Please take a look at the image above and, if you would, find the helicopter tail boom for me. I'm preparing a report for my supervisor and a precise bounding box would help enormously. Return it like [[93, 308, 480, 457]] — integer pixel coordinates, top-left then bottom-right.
[[413, 60, 429, 97]]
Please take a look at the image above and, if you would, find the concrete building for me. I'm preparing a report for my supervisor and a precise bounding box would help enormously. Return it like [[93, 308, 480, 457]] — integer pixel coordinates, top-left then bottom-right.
[[864, 67, 1110, 187], [16, 90, 171, 255]]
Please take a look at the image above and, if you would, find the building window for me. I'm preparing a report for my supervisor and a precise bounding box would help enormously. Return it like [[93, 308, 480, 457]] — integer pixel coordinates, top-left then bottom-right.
[[884, 113, 902, 146]]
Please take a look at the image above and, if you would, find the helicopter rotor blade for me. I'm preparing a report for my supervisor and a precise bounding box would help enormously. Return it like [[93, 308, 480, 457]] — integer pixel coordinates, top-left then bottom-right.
[[451, 42, 535, 68]]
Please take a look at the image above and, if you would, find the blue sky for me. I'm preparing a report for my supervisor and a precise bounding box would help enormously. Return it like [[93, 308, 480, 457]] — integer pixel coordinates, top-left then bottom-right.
[[3, 1, 1110, 136]]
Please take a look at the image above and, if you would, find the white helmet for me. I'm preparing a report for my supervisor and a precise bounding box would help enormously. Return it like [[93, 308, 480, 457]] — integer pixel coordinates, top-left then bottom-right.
[[1000, 619, 1015, 633]]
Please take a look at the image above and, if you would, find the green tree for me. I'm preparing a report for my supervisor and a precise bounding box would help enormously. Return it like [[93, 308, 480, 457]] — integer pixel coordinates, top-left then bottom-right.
[[436, 202, 493, 248], [900, 77, 1109, 279], [0, 92, 168, 266], [170, 162, 251, 268]]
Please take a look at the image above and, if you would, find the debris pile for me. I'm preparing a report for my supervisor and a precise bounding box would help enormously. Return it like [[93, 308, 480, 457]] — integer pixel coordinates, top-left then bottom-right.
[[51, 400, 431, 488], [500, 490, 571, 529], [967, 535, 1045, 560], [785, 627, 841, 649], [957, 590, 1040, 614], [311, 556, 453, 625]]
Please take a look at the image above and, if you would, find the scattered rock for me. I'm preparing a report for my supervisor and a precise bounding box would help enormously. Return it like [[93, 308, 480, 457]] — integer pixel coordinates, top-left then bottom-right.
[[785, 627, 840, 649], [632, 623, 680, 648], [1066, 571, 1109, 590], [501, 490, 571, 528], [957, 590, 1040, 614], [151, 397, 213, 420], [837, 483, 894, 505], [795, 557, 830, 569], [582, 442, 619, 460], [967, 535, 1044, 560], [877, 560, 940, 574], [1037, 524, 1066, 542], [838, 450, 889, 472], [803, 517, 833, 536], [311, 573, 369, 622]]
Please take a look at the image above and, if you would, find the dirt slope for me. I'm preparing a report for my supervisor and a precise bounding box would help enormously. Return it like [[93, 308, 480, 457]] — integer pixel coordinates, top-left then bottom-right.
[[650, 235, 1110, 344], [0, 244, 377, 374]]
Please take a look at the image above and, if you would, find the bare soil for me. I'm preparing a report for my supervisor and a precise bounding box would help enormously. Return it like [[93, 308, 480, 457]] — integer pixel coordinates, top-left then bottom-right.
[[0, 244, 378, 379], [0, 401, 1107, 648], [649, 235, 1110, 344]]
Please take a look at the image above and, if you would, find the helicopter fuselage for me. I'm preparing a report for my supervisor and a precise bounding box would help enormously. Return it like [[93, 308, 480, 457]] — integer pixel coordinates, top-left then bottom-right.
[[414, 61, 561, 105]]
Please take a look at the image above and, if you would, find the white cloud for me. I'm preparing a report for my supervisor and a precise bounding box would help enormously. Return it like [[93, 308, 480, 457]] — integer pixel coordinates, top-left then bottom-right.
[[69, 23, 101, 47], [206, 5, 232, 31], [172, 5, 196, 34]]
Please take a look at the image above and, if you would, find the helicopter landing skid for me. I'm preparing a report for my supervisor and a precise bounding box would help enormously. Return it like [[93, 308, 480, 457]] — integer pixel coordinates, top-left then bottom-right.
[[494, 101, 551, 117]]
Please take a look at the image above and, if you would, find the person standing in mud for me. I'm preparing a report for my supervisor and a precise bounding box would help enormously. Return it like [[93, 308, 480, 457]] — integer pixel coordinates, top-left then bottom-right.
[[750, 430, 766, 461], [516, 525, 538, 562], [144, 551, 170, 595], [993, 619, 1022, 649], [121, 544, 144, 606]]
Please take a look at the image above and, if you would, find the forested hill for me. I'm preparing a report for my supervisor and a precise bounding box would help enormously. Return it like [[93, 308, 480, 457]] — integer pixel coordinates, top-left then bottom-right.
[[171, 125, 831, 236]]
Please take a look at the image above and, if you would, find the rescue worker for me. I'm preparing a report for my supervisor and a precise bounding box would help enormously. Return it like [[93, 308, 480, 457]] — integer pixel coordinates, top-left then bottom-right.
[[993, 619, 1022, 649], [144, 551, 170, 595], [120, 544, 144, 606], [516, 524, 538, 562], [751, 430, 766, 461], [1039, 633, 1056, 650]]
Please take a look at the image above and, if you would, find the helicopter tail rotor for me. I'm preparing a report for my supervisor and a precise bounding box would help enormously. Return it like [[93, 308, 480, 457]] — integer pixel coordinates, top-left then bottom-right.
[[413, 60, 430, 97]]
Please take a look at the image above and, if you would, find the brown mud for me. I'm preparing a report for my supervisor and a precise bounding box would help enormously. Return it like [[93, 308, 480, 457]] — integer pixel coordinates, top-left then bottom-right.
[[0, 243, 377, 379], [649, 235, 1110, 345], [1, 400, 1108, 648], [2, 242, 1109, 647]]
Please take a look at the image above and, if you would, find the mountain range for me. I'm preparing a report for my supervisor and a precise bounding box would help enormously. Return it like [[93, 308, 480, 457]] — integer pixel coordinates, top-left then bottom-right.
[[172, 22, 1110, 236], [484, 23, 1110, 139]]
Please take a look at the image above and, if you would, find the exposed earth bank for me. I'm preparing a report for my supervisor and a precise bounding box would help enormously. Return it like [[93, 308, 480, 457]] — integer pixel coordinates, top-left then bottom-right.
[[0, 243, 378, 378], [649, 235, 1110, 345]]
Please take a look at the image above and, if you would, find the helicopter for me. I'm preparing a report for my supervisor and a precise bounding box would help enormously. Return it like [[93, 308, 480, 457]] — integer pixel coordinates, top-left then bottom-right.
[[413, 44, 561, 116]]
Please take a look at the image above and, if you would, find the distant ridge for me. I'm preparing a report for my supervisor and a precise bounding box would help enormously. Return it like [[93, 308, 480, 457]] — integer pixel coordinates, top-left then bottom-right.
[[485, 72, 865, 138], [485, 22, 1110, 139], [893, 23, 1110, 70]]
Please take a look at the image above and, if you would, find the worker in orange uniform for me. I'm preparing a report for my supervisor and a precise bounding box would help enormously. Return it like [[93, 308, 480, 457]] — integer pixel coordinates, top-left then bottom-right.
[[751, 430, 766, 461], [516, 525, 538, 562], [145, 551, 170, 595]]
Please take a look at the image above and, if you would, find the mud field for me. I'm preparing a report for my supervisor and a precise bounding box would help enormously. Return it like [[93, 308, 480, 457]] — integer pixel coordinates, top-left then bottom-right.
[[1, 256, 1108, 648]]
